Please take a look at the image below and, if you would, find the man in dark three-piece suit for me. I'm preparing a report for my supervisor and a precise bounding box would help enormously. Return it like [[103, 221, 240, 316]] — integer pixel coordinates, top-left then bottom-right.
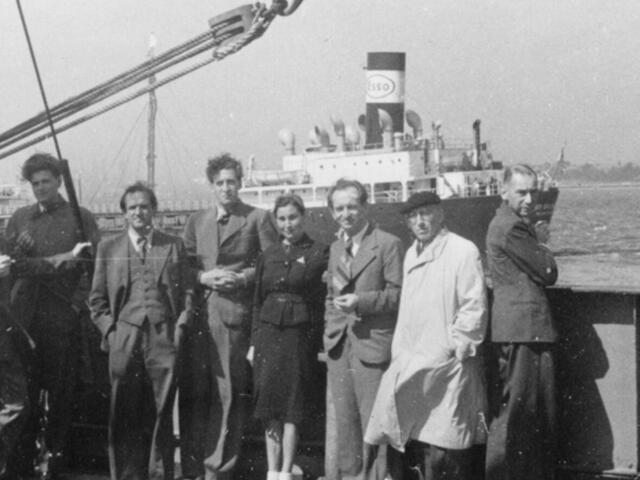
[[180, 154, 277, 480], [90, 183, 193, 480], [485, 164, 559, 480], [324, 179, 404, 480]]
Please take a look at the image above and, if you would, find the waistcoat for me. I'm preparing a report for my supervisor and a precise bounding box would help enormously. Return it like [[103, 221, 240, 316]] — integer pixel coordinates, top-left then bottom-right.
[[119, 247, 170, 326]]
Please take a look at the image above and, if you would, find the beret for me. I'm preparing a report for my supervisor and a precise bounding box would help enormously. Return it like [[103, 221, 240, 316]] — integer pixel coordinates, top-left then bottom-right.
[[400, 191, 441, 214]]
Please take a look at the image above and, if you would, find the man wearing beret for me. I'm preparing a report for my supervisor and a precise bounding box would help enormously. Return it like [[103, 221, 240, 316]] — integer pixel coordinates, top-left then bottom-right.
[[365, 192, 488, 480], [485, 164, 558, 480]]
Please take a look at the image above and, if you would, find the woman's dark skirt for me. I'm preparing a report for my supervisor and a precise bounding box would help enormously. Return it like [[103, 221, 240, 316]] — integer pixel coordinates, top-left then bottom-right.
[[252, 321, 313, 425]]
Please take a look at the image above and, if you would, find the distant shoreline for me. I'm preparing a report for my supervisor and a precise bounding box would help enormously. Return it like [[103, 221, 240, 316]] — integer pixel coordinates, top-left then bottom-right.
[[556, 182, 640, 190]]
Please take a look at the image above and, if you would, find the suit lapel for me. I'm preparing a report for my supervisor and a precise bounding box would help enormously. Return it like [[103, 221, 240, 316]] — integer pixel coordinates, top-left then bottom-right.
[[350, 226, 377, 280], [150, 231, 171, 281], [220, 210, 247, 246], [201, 208, 220, 266], [110, 233, 131, 297]]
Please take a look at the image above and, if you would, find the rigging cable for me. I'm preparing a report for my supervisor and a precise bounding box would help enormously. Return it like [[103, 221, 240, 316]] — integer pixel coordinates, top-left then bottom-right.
[[0, 1, 304, 161], [156, 107, 195, 199], [88, 104, 148, 204]]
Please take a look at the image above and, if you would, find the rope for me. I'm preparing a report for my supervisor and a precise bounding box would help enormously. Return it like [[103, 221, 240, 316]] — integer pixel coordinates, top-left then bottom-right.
[[0, 1, 298, 160], [89, 104, 148, 203]]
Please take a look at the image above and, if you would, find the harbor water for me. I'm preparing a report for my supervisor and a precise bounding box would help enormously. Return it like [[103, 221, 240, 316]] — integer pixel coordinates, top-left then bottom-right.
[[549, 185, 640, 290]]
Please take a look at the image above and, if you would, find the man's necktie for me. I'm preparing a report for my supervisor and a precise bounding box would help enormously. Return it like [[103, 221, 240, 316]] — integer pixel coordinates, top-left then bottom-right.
[[218, 211, 230, 225], [137, 236, 148, 262], [217, 210, 229, 244], [333, 238, 353, 294]]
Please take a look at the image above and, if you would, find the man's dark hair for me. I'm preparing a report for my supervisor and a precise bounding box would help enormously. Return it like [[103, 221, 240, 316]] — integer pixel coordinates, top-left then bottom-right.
[[327, 178, 368, 210], [503, 164, 537, 185], [273, 193, 306, 216], [21, 153, 61, 182], [205, 153, 243, 184], [119, 181, 158, 212]]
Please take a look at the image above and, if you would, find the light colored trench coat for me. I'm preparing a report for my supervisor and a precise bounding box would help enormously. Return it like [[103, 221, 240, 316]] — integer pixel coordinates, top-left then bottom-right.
[[365, 229, 488, 451]]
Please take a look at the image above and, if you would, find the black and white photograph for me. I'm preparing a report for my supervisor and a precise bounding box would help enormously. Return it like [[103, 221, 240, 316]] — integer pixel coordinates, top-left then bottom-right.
[[1, 1, 639, 479]]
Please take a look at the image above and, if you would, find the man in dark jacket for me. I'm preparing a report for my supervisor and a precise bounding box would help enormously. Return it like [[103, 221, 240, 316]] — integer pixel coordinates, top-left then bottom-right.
[[485, 164, 558, 480], [5, 153, 99, 479]]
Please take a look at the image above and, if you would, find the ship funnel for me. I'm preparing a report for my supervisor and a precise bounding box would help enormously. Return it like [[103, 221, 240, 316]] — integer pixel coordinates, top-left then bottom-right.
[[330, 115, 346, 151], [378, 109, 393, 149], [405, 110, 423, 139], [365, 52, 405, 147], [308, 126, 331, 150], [278, 128, 296, 155], [345, 125, 360, 150], [472, 119, 481, 168]]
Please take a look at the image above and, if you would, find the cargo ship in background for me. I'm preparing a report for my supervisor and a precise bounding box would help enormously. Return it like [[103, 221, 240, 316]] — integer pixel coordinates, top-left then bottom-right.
[[68, 51, 560, 253], [238, 51, 559, 249]]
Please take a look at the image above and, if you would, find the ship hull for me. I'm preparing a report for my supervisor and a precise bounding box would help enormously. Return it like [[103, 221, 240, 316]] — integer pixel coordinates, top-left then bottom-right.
[[301, 188, 559, 252]]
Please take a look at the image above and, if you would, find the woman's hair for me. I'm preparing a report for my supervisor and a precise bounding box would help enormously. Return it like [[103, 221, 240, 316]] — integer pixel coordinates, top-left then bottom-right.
[[273, 193, 306, 216]]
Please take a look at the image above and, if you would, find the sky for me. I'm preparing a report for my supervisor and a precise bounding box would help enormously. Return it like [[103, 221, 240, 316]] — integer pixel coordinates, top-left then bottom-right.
[[1, 0, 640, 203]]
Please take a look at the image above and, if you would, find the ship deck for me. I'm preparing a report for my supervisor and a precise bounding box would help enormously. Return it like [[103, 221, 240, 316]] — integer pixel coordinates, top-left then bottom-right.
[[57, 256, 640, 480]]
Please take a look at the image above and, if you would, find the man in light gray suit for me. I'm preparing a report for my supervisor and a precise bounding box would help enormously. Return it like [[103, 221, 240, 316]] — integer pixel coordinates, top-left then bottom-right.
[[324, 178, 404, 480], [180, 153, 278, 480]]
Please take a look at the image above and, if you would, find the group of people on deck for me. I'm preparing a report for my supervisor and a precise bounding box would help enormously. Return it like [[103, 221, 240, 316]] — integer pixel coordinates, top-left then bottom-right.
[[0, 151, 558, 480]]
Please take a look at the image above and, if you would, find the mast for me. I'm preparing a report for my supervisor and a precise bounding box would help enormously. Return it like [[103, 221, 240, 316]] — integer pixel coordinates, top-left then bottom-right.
[[146, 34, 157, 190]]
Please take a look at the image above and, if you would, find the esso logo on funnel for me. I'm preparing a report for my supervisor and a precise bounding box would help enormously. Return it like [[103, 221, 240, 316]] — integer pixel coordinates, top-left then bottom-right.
[[367, 74, 395, 98], [366, 71, 405, 103]]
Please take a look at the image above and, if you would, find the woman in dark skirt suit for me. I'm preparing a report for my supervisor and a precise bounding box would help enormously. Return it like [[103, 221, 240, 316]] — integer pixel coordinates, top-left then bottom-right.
[[249, 194, 328, 480]]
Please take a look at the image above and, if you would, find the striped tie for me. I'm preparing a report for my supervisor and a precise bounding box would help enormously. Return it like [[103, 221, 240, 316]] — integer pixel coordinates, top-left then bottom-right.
[[137, 236, 148, 263], [333, 238, 353, 294]]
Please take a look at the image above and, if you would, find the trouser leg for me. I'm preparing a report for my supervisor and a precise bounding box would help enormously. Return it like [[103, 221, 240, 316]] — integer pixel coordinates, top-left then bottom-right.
[[403, 442, 474, 480], [326, 338, 364, 478], [327, 337, 388, 480], [109, 323, 154, 480], [539, 349, 556, 480], [427, 445, 473, 480], [324, 380, 339, 480], [0, 331, 29, 476], [178, 319, 210, 478], [5, 368, 37, 477], [351, 352, 387, 480], [39, 326, 78, 457], [203, 320, 249, 480], [7, 311, 77, 476], [485, 343, 556, 480], [145, 321, 177, 480]]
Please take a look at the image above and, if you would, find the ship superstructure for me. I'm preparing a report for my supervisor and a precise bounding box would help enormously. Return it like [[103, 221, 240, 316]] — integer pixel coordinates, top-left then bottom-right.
[[238, 52, 557, 248]]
